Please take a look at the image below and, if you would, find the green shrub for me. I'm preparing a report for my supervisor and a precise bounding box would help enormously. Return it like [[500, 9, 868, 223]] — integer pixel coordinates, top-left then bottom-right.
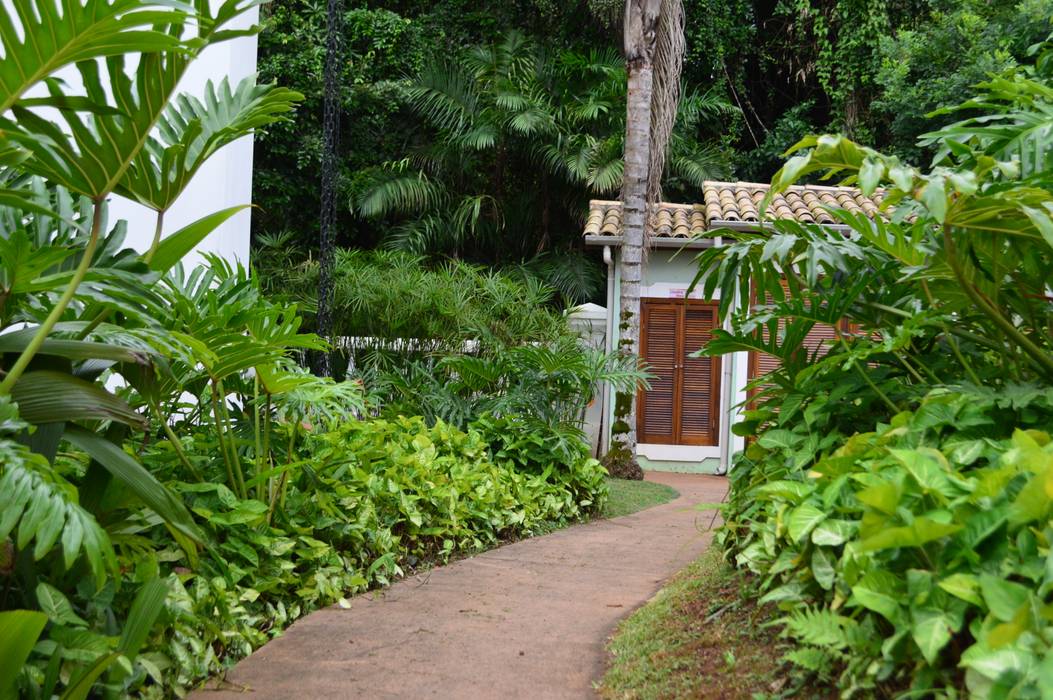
[[724, 387, 1053, 695], [469, 412, 609, 513], [694, 45, 1053, 697]]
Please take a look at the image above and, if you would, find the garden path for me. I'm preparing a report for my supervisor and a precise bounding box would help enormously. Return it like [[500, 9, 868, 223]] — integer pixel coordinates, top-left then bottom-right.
[[194, 472, 727, 699]]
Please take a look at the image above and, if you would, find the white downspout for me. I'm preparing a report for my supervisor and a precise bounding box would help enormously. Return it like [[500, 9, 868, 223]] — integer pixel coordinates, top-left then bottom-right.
[[601, 245, 615, 455], [717, 286, 737, 475]]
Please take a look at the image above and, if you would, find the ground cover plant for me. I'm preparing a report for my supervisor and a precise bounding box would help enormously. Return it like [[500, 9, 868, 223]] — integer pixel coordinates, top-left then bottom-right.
[[601, 547, 828, 699], [602, 479, 679, 519], [693, 42, 1053, 697], [0, 2, 620, 697]]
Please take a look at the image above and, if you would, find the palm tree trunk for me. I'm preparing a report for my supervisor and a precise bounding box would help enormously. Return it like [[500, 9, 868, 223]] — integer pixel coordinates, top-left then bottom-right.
[[617, 0, 662, 454]]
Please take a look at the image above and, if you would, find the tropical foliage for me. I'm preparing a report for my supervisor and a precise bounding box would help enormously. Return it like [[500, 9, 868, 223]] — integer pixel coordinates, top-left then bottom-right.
[[0, 1, 617, 696], [694, 44, 1053, 695], [253, 0, 1050, 299]]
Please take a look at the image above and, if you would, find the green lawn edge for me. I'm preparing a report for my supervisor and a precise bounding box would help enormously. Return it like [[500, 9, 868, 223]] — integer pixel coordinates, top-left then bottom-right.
[[601, 478, 679, 519]]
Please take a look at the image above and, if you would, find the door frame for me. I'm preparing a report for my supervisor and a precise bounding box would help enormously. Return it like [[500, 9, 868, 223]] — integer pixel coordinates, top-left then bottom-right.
[[637, 298, 722, 446]]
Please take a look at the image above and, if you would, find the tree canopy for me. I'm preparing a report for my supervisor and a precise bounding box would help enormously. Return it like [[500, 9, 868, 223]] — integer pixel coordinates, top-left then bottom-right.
[[252, 0, 1052, 301]]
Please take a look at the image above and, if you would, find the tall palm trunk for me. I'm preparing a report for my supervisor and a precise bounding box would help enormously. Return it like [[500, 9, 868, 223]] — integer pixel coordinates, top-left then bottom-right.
[[616, 0, 683, 458]]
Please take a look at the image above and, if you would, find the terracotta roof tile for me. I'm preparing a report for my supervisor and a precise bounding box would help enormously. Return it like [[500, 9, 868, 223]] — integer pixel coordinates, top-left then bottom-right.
[[584, 180, 887, 241]]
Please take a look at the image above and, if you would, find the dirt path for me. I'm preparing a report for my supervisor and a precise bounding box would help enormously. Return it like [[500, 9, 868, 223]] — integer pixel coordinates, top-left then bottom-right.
[[194, 473, 727, 699]]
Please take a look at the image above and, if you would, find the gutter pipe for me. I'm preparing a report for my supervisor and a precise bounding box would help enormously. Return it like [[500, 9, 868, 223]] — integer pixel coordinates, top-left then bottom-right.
[[600, 245, 615, 456]]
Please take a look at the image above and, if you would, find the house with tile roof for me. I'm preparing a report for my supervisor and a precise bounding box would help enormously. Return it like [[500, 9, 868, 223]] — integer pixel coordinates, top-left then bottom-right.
[[582, 180, 885, 474]]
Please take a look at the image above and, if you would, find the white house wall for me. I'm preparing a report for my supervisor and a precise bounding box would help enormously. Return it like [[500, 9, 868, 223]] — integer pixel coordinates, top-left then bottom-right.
[[602, 246, 750, 473]]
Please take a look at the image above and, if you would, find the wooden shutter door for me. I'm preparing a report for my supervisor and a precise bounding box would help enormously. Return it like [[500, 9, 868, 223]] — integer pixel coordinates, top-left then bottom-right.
[[679, 302, 721, 446], [638, 302, 679, 444]]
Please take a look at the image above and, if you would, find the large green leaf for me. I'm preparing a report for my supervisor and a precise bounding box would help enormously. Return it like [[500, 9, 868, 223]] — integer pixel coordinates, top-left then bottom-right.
[[0, 332, 151, 365], [7, 0, 261, 200], [858, 516, 962, 551], [0, 0, 186, 113], [912, 607, 956, 665], [11, 370, 147, 429], [59, 652, 121, 700], [979, 574, 1031, 622], [36, 582, 88, 627], [0, 610, 47, 700], [786, 503, 826, 542], [851, 573, 904, 624], [63, 426, 204, 547], [119, 76, 302, 213], [117, 578, 168, 657]]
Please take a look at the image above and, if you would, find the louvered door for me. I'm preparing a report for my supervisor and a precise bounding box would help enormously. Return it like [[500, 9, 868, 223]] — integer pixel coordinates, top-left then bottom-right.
[[638, 302, 679, 443], [638, 299, 722, 446], [679, 304, 721, 445]]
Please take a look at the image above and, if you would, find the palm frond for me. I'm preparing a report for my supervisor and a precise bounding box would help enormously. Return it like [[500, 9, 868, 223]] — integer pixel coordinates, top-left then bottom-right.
[[0, 440, 115, 586], [355, 169, 448, 218]]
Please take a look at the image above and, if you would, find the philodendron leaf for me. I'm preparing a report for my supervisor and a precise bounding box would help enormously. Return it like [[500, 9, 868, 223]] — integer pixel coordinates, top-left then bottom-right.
[[938, 573, 984, 607], [787, 503, 826, 542], [811, 547, 836, 590], [811, 519, 858, 546], [960, 644, 1035, 683], [979, 574, 1031, 622], [858, 517, 962, 552], [851, 571, 905, 624], [0, 610, 47, 700], [912, 607, 955, 665], [0, 0, 186, 113], [36, 582, 88, 628]]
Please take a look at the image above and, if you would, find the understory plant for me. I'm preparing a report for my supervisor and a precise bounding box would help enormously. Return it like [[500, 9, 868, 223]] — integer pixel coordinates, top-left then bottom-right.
[[694, 41, 1053, 697]]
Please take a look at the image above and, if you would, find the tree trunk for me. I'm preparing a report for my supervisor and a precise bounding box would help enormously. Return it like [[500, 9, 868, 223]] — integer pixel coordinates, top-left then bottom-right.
[[617, 0, 661, 454]]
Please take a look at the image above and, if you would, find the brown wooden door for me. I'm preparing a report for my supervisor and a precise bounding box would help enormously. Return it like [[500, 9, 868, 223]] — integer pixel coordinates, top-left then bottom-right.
[[679, 304, 721, 445], [638, 301, 679, 444], [638, 299, 722, 446]]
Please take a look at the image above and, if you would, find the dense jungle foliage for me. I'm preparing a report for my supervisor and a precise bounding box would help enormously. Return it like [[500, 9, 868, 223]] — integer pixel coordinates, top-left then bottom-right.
[[695, 43, 1053, 696], [253, 0, 1051, 302], [0, 1, 628, 697]]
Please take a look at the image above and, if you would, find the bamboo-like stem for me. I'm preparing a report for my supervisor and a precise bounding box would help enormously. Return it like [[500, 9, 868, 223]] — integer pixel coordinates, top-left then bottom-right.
[[209, 383, 239, 496], [263, 392, 273, 503], [254, 374, 263, 501], [942, 225, 1053, 379], [840, 337, 900, 414], [215, 378, 247, 498], [919, 279, 983, 386], [0, 202, 104, 394], [895, 352, 926, 384], [143, 210, 165, 264], [149, 399, 202, 482]]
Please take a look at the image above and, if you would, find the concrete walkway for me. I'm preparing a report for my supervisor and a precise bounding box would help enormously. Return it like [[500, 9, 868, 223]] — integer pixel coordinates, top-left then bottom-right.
[[195, 473, 727, 699]]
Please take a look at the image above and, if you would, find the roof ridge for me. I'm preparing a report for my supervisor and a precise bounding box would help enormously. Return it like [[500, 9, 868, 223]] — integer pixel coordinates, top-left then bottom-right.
[[701, 179, 870, 193]]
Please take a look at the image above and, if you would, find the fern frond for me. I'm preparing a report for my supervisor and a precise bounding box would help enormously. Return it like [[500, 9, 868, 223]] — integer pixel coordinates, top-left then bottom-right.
[[781, 607, 859, 650], [0, 440, 115, 585]]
